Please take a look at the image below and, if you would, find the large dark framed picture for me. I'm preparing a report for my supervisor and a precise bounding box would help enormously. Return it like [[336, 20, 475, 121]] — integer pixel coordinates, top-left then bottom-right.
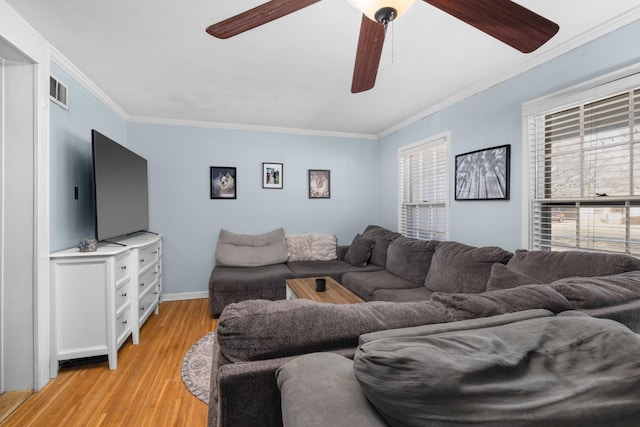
[[309, 169, 330, 199], [455, 144, 510, 201], [262, 162, 283, 189], [210, 166, 237, 199]]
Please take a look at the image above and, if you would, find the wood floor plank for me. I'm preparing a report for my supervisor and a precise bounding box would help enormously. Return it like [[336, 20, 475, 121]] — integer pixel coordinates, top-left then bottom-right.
[[1, 298, 216, 427]]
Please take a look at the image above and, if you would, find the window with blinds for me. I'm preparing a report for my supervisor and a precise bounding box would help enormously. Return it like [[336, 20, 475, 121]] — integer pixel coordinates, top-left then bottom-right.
[[398, 133, 449, 240], [527, 86, 640, 254]]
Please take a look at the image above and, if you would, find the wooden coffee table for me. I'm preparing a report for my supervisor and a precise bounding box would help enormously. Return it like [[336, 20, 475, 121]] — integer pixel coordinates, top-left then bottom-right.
[[285, 276, 365, 304]]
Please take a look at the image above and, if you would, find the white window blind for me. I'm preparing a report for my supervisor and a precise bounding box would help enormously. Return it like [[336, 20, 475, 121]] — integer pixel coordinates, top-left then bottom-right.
[[398, 133, 449, 240], [527, 86, 640, 254]]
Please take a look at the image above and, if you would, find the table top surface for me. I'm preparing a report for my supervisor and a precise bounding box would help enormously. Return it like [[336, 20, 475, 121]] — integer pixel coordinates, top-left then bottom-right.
[[285, 276, 365, 304]]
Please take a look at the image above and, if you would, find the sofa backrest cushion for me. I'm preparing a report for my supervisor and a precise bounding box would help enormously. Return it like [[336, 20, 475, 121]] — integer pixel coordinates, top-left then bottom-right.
[[485, 262, 538, 291], [386, 237, 439, 284], [506, 249, 640, 283], [424, 242, 513, 293], [215, 228, 289, 267]]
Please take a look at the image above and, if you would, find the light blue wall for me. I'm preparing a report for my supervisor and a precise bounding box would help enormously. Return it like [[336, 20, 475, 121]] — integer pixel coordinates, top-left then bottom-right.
[[377, 20, 640, 252], [126, 124, 379, 295], [50, 62, 127, 251], [50, 18, 640, 296]]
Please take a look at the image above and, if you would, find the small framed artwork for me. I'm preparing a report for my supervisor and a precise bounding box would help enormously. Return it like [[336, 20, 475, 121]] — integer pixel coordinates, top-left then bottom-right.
[[455, 144, 510, 201], [210, 166, 237, 199], [262, 162, 283, 189], [309, 169, 330, 199]]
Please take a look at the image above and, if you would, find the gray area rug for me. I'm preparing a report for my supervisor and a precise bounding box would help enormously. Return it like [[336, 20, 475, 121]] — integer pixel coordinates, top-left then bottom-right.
[[181, 332, 215, 404]]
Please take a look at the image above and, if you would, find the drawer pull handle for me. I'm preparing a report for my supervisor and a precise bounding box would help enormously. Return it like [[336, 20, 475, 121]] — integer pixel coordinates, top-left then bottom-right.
[[140, 258, 144, 263], [123, 320, 128, 325], [140, 307, 145, 312], [153, 271, 158, 275], [121, 266, 127, 270], [122, 293, 127, 298], [140, 283, 144, 287], [152, 250, 158, 254]]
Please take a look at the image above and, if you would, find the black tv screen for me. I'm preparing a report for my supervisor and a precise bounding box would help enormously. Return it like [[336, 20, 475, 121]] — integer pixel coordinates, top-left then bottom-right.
[[92, 130, 149, 241]]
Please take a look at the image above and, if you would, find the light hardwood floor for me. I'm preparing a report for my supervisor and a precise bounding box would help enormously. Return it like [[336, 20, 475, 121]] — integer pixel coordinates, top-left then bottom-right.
[[2, 298, 216, 427]]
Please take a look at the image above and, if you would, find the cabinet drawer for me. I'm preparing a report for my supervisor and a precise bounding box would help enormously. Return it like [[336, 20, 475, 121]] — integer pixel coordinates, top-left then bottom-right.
[[138, 287, 158, 319], [138, 265, 158, 294], [114, 254, 130, 283], [138, 244, 159, 271], [115, 279, 130, 312], [115, 306, 131, 347]]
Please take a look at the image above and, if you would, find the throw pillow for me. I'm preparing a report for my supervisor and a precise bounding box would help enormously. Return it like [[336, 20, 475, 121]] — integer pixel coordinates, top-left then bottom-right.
[[344, 234, 375, 267], [286, 234, 313, 261], [424, 242, 513, 294], [215, 228, 289, 267], [369, 238, 393, 268], [485, 263, 538, 291], [309, 233, 338, 261]]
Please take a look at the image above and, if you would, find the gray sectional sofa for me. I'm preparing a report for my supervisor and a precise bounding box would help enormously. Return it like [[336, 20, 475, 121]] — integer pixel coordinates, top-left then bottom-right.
[[207, 225, 640, 427]]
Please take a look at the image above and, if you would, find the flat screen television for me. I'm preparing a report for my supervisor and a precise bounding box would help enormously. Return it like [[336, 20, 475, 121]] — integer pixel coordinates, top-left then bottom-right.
[[91, 130, 149, 241]]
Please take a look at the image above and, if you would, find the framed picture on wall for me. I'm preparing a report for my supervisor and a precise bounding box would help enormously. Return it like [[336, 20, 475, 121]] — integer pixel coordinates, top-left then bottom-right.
[[309, 169, 330, 199], [454, 144, 510, 201], [262, 162, 283, 189], [210, 166, 237, 199]]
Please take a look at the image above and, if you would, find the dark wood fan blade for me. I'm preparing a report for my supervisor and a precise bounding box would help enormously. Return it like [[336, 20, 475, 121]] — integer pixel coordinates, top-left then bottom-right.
[[352, 15, 386, 93], [206, 0, 322, 39], [423, 0, 559, 53]]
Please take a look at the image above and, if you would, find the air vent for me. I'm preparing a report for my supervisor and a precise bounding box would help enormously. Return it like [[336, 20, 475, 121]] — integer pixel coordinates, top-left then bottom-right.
[[49, 75, 68, 109]]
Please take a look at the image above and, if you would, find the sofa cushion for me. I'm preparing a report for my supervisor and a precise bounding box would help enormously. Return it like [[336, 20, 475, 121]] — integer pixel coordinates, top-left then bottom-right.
[[361, 225, 403, 241], [506, 249, 640, 283], [342, 269, 420, 301], [385, 237, 439, 284], [215, 228, 289, 267], [359, 309, 554, 345], [431, 284, 572, 320], [286, 260, 383, 282], [424, 242, 513, 293], [353, 315, 640, 427], [485, 262, 538, 291], [216, 299, 451, 362], [344, 234, 375, 267], [276, 353, 387, 427], [547, 271, 640, 309], [371, 286, 433, 302]]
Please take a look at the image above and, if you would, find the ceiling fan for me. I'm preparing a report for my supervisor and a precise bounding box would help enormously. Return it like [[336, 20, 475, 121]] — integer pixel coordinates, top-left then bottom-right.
[[206, 0, 559, 93]]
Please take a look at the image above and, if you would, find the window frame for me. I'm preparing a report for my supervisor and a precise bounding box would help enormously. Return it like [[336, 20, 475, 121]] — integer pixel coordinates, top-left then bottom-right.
[[522, 63, 640, 252], [397, 132, 450, 241]]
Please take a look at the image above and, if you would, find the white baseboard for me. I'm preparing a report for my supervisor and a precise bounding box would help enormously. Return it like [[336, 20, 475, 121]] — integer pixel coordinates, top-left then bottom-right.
[[161, 291, 208, 302]]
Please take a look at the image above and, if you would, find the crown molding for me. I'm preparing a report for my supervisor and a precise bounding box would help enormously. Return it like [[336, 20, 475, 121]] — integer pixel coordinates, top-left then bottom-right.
[[377, 6, 640, 139], [50, 46, 130, 121], [127, 115, 377, 140]]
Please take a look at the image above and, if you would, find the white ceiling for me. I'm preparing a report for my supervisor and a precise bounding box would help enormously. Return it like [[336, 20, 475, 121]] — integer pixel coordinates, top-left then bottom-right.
[[6, 0, 640, 137]]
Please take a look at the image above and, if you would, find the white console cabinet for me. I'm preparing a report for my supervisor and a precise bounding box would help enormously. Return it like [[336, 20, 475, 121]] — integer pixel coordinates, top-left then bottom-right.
[[50, 233, 162, 377]]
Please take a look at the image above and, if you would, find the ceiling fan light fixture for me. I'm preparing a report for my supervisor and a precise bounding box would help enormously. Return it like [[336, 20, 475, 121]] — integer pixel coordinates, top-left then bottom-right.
[[348, 0, 416, 23]]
